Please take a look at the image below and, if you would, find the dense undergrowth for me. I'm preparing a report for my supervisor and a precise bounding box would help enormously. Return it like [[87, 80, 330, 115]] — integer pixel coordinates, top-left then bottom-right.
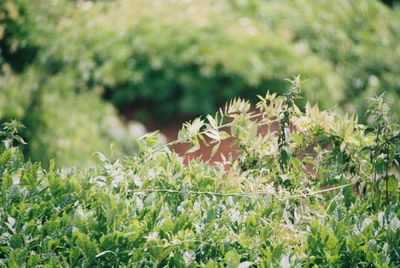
[[1, 79, 399, 267]]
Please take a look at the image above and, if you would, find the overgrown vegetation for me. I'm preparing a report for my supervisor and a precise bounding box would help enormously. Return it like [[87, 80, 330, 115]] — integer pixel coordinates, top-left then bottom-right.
[[1, 80, 399, 266], [1, 1, 400, 262], [1, 0, 400, 166]]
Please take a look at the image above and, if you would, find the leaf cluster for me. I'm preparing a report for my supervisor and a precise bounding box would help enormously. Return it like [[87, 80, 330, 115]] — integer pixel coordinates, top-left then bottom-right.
[[1, 80, 399, 266]]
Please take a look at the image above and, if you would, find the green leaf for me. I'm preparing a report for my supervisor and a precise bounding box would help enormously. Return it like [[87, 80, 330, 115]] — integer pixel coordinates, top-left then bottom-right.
[[291, 133, 303, 146], [388, 175, 398, 200], [73, 230, 98, 265], [205, 260, 218, 268], [69, 247, 81, 266], [7, 248, 28, 268], [224, 250, 240, 268], [375, 158, 385, 173], [27, 255, 40, 267], [219, 131, 230, 140], [9, 234, 24, 249], [272, 244, 284, 261]]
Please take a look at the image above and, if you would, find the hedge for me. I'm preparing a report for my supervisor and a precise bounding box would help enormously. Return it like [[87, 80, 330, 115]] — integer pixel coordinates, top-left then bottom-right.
[[0, 81, 399, 266]]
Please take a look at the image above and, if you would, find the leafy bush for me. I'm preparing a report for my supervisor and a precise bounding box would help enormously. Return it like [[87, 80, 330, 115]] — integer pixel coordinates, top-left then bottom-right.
[[0, 0, 37, 71], [0, 80, 399, 266], [23, 80, 145, 168], [24, 0, 400, 121], [226, 0, 400, 120], [0, 68, 37, 121], [0, 0, 147, 167], [2, 0, 400, 165], [35, 0, 343, 120], [0, 69, 146, 168]]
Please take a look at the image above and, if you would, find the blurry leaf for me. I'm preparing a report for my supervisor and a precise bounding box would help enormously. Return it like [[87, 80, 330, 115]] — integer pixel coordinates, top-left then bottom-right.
[[73, 230, 98, 265], [205, 129, 220, 142], [280, 254, 290, 268], [144, 192, 156, 207], [207, 114, 218, 129], [224, 250, 240, 267], [272, 244, 284, 261], [210, 142, 220, 159], [388, 175, 398, 200], [239, 261, 253, 268]]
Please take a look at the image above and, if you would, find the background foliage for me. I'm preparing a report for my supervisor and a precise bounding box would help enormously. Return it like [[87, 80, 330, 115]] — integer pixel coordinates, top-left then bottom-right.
[[0, 0, 146, 167], [0, 0, 37, 72], [36, 0, 342, 119], [227, 0, 400, 119]]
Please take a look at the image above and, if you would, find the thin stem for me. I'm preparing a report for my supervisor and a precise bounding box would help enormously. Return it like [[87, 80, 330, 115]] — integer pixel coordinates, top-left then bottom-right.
[[385, 143, 389, 203], [130, 182, 355, 201]]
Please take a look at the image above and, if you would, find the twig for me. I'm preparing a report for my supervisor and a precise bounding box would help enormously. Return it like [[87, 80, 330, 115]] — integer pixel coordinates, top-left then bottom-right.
[[130, 182, 355, 201]]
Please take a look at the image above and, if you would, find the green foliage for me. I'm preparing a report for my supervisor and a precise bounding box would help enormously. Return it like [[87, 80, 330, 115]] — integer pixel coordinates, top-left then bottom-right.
[[226, 0, 400, 120], [0, 0, 149, 167], [17, 0, 399, 121], [0, 81, 399, 266], [24, 84, 143, 168], [0, 0, 37, 71], [3, 0, 400, 166], [0, 68, 146, 167], [0, 119, 25, 149], [31, 0, 343, 120], [0, 68, 38, 120]]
